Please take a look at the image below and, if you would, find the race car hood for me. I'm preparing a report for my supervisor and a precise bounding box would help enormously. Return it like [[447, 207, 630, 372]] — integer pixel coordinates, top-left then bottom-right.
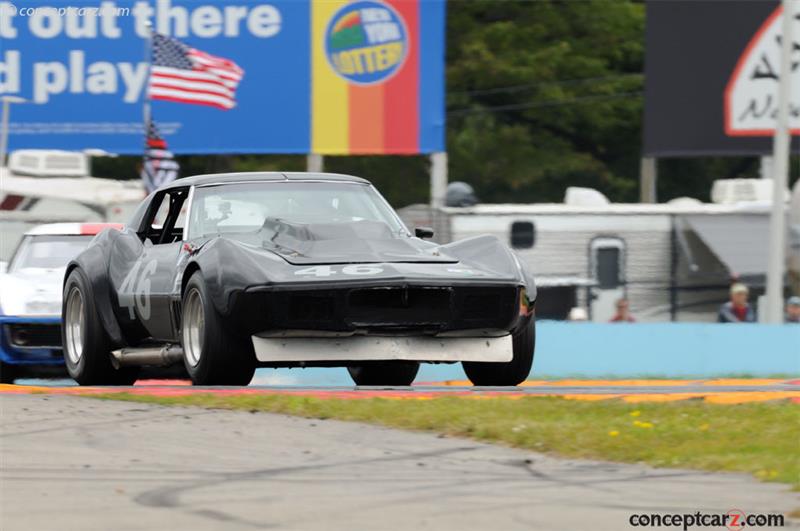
[[257, 219, 458, 265], [0, 267, 65, 316], [191, 232, 536, 316]]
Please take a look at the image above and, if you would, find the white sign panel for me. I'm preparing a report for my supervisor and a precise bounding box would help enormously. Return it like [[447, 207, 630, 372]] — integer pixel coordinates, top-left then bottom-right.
[[725, 4, 800, 136]]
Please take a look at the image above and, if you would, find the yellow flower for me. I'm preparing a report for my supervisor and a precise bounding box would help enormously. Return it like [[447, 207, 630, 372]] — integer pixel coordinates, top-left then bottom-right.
[[608, 430, 620, 437], [633, 420, 654, 429], [630, 410, 641, 417], [699, 423, 709, 431]]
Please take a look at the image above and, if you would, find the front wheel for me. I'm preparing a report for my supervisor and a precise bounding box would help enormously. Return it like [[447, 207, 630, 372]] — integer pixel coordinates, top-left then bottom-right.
[[62, 269, 138, 386], [462, 319, 535, 386], [182, 272, 255, 386], [348, 361, 419, 386]]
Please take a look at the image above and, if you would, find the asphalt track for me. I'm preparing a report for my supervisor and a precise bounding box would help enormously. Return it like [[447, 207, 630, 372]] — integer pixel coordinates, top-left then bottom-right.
[[1, 393, 798, 531]]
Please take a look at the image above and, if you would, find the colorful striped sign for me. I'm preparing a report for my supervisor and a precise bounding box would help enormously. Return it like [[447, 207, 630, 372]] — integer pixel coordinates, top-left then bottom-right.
[[312, 0, 444, 154]]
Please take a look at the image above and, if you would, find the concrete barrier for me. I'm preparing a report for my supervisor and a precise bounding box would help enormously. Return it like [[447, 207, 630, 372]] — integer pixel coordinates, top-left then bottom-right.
[[532, 322, 800, 378]]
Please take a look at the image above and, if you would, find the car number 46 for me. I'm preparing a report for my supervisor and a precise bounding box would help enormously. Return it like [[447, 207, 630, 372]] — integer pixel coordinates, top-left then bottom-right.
[[294, 265, 383, 277], [118, 259, 158, 319]]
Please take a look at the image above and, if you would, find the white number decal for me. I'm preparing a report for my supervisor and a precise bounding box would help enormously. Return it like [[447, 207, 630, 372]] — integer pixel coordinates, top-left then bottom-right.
[[294, 265, 384, 277], [342, 264, 382, 276], [295, 265, 335, 277], [118, 259, 158, 320], [447, 268, 485, 276], [118, 261, 141, 318]]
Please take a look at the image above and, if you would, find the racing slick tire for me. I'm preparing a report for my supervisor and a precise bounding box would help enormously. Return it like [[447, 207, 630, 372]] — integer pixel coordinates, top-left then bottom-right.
[[62, 269, 139, 386], [348, 361, 420, 386], [462, 318, 535, 386], [181, 272, 256, 386]]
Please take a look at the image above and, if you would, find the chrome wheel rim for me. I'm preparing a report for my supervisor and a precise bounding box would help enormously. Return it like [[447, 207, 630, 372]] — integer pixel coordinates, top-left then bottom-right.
[[182, 289, 204, 367], [64, 287, 84, 364]]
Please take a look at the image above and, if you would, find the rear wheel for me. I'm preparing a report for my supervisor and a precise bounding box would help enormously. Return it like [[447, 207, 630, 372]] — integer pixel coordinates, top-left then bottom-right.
[[348, 361, 419, 386], [62, 269, 139, 386], [182, 272, 255, 386], [462, 319, 535, 386]]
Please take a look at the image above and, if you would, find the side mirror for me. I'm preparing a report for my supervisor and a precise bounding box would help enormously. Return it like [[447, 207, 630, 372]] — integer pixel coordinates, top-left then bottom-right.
[[415, 227, 434, 239]]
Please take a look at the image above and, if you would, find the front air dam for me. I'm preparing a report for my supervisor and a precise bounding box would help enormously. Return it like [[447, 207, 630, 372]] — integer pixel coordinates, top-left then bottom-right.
[[250, 335, 513, 363]]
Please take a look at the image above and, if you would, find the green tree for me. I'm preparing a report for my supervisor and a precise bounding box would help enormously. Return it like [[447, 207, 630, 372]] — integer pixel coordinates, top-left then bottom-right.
[[444, 0, 645, 203]]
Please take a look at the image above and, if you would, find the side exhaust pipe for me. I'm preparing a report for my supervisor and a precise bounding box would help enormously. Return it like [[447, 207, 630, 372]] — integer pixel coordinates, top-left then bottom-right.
[[111, 345, 184, 368]]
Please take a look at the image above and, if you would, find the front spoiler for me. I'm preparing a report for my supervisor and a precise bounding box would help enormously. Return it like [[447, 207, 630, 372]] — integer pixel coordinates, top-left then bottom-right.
[[251, 335, 513, 363]]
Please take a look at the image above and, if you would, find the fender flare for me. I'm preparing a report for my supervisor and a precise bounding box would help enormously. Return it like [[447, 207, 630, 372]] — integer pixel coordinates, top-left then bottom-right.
[[64, 235, 126, 347], [186, 238, 278, 317]]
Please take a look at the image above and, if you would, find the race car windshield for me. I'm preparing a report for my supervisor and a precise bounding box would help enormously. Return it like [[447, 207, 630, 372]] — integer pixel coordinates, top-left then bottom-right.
[[9, 235, 94, 272], [188, 182, 407, 239]]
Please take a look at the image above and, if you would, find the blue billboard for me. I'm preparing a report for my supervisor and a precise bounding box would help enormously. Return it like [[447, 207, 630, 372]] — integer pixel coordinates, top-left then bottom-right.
[[0, 0, 445, 154]]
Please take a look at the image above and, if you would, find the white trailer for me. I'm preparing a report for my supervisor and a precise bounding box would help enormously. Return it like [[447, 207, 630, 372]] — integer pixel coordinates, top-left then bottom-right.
[[1, 150, 144, 260], [399, 181, 794, 322]]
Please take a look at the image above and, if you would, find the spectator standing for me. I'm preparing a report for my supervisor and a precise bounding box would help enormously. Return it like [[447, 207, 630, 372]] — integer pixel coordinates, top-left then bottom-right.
[[610, 298, 636, 323], [786, 296, 800, 323], [718, 283, 756, 323]]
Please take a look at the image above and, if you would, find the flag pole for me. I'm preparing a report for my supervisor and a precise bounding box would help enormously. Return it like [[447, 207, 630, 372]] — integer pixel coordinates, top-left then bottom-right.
[[142, 20, 153, 175], [764, 0, 795, 323]]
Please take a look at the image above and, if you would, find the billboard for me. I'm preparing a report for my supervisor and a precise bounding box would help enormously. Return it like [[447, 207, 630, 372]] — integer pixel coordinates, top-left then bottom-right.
[[0, 0, 445, 154], [644, 0, 799, 157]]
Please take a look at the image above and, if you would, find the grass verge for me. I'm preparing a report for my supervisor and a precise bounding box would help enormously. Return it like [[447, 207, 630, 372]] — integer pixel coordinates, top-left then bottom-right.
[[93, 393, 800, 488]]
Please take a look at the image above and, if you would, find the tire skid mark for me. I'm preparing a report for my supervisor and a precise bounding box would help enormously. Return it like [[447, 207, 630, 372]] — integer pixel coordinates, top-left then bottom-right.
[[134, 445, 481, 508]]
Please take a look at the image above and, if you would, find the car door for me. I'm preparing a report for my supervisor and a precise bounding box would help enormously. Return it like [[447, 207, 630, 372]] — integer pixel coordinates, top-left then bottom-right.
[[116, 187, 190, 341]]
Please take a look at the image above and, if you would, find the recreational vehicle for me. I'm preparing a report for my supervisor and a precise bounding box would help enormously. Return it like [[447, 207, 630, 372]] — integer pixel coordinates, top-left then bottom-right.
[[399, 180, 798, 323]]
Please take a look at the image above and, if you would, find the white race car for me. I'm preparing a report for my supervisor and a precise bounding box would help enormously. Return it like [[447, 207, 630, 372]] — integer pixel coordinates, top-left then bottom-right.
[[0, 223, 120, 383]]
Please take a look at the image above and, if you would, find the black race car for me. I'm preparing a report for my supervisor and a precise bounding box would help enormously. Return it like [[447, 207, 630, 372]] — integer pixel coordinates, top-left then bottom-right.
[[62, 172, 536, 386]]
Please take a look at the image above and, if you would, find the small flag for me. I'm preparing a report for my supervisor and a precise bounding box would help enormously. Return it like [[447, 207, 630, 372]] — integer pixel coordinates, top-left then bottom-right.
[[149, 32, 244, 110], [141, 121, 180, 193]]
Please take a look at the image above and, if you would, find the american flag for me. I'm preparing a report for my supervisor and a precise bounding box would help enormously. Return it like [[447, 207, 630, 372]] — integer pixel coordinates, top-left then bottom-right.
[[149, 33, 244, 110], [141, 121, 180, 193]]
